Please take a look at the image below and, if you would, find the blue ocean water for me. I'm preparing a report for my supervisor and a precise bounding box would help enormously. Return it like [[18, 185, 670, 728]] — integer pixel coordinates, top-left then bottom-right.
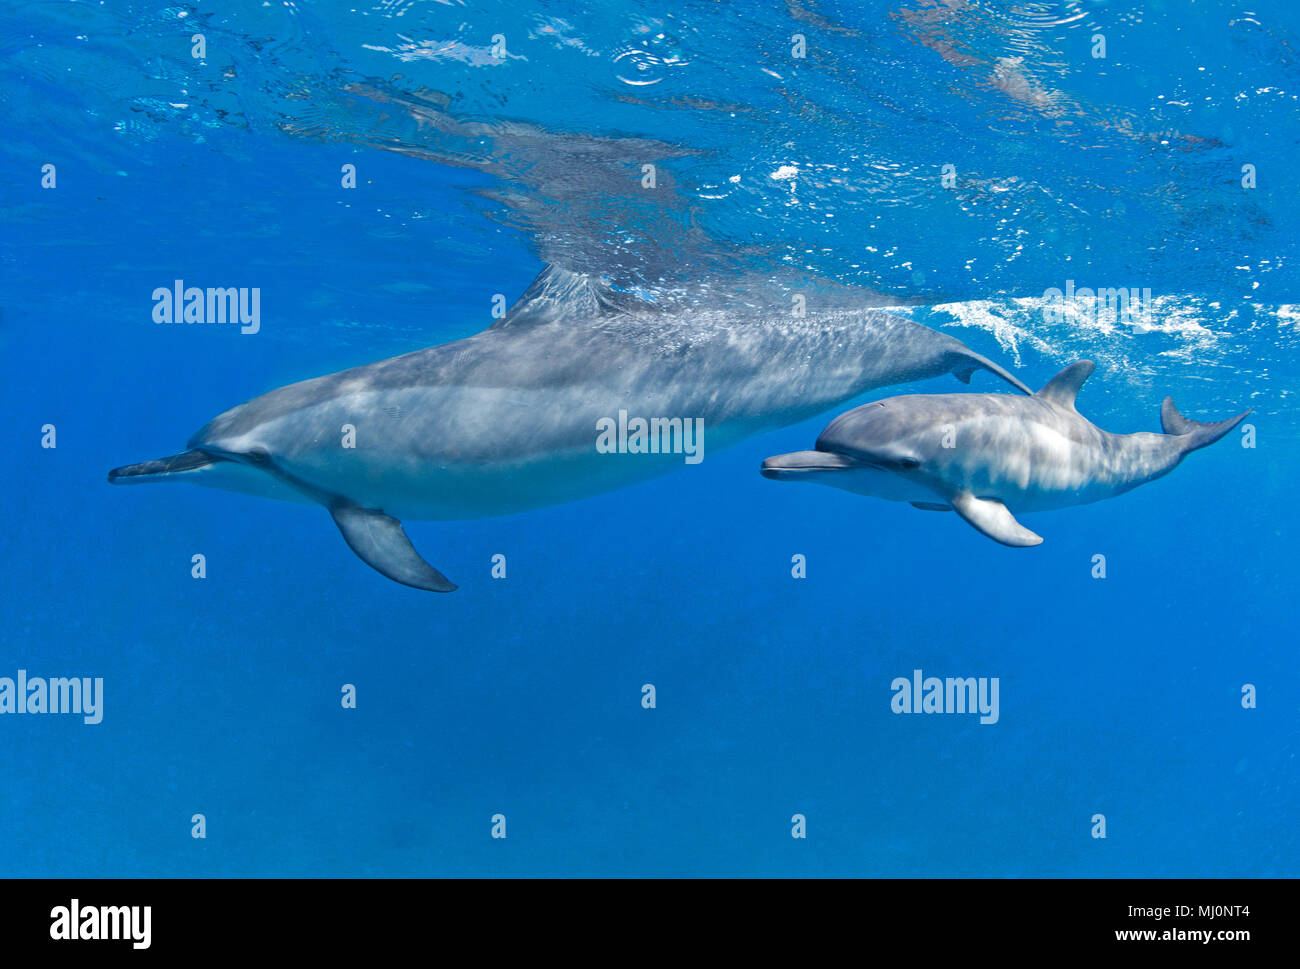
[[1, 0, 1296, 876]]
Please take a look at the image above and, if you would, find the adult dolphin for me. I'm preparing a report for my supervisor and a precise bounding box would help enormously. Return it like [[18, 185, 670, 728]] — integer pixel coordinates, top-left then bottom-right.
[[109, 266, 1030, 591], [760, 360, 1248, 546]]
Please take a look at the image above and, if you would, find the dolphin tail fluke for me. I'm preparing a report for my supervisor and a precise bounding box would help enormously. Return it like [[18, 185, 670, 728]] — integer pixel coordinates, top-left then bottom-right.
[[108, 449, 224, 484], [949, 348, 1033, 395], [329, 504, 458, 593], [1160, 398, 1251, 453]]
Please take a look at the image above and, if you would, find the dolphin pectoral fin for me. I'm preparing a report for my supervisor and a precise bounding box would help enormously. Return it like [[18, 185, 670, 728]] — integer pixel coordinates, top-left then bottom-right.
[[910, 501, 953, 512], [950, 493, 1042, 547], [328, 504, 458, 592]]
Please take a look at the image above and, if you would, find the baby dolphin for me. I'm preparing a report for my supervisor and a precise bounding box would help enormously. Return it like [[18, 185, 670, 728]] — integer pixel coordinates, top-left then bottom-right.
[[760, 360, 1249, 546]]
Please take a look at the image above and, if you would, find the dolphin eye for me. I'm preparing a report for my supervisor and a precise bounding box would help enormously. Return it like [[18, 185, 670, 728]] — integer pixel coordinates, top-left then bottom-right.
[[898, 457, 921, 470]]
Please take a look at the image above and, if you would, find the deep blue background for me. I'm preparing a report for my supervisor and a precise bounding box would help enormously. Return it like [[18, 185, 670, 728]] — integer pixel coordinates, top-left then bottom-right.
[[0, 0, 1295, 875]]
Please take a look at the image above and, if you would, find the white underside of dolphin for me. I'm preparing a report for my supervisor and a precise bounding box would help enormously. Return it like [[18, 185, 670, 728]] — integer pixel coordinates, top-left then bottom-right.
[[109, 265, 1032, 591], [761, 360, 1250, 546]]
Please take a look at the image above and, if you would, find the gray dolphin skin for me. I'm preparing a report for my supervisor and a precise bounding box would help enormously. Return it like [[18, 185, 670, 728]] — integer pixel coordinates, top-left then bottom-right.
[[108, 266, 1031, 591], [761, 360, 1249, 547]]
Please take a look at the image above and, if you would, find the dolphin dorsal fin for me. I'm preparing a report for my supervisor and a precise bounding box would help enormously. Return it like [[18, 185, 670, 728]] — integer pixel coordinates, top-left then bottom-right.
[[491, 265, 637, 330], [1035, 360, 1095, 409]]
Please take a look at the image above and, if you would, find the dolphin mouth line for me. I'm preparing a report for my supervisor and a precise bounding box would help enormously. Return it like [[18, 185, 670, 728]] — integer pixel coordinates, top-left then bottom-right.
[[760, 464, 847, 478], [107, 448, 232, 483], [760, 450, 863, 478]]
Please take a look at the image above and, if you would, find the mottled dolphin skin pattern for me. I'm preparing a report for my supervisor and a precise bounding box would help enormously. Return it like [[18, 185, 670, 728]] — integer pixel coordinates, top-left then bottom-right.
[[761, 360, 1249, 546], [108, 266, 1031, 591]]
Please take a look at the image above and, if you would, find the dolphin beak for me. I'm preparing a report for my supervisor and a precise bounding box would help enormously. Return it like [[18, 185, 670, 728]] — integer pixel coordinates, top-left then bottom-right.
[[760, 450, 857, 480]]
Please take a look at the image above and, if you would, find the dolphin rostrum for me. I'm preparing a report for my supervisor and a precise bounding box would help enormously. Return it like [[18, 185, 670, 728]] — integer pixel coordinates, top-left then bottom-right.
[[760, 360, 1248, 546], [109, 266, 1030, 590]]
